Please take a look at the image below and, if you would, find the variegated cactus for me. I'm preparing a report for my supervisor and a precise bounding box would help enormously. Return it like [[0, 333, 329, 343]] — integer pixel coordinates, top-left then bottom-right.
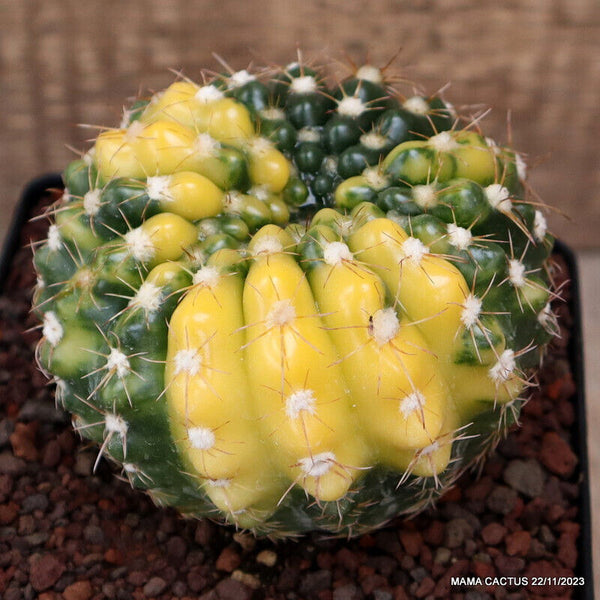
[[32, 56, 557, 536]]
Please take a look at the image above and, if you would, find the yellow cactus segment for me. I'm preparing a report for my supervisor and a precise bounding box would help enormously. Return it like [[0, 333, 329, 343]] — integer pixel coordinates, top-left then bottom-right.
[[200, 97, 255, 145], [308, 257, 447, 462], [246, 138, 290, 192], [141, 81, 200, 125], [247, 224, 295, 256], [138, 212, 197, 265], [348, 218, 467, 358], [142, 82, 254, 144], [156, 171, 224, 221], [145, 261, 186, 286], [95, 121, 196, 180], [453, 131, 497, 183], [264, 196, 290, 226], [54, 206, 103, 251], [382, 140, 454, 183], [450, 361, 523, 419], [165, 267, 283, 517], [243, 236, 368, 502]]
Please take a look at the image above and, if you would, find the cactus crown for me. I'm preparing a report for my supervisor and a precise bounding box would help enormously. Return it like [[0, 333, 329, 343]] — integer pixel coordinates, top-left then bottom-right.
[[32, 55, 557, 537]]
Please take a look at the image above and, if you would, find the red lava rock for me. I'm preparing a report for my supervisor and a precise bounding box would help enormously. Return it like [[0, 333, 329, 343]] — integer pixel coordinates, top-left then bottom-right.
[[539, 431, 578, 477], [215, 546, 242, 573], [557, 520, 580, 537], [524, 560, 572, 595], [557, 532, 578, 569], [494, 554, 525, 576], [481, 522, 507, 546], [415, 576, 435, 598], [546, 373, 576, 402], [472, 559, 495, 579], [545, 503, 566, 522], [398, 529, 423, 557], [0, 473, 13, 497], [29, 554, 66, 592], [187, 566, 209, 593], [423, 520, 445, 546], [439, 485, 462, 503], [127, 570, 147, 586], [360, 573, 387, 595], [433, 559, 469, 597], [465, 475, 494, 502], [214, 577, 254, 600], [41, 439, 61, 468], [0, 501, 19, 524], [392, 586, 410, 600], [62, 580, 93, 600], [9, 422, 39, 461], [317, 551, 334, 570], [335, 547, 361, 572], [505, 530, 531, 557]]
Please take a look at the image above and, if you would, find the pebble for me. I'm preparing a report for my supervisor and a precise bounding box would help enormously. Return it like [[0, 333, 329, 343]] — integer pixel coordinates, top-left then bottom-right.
[[231, 569, 261, 589], [504, 459, 546, 498], [166, 535, 188, 561], [481, 522, 507, 546], [233, 531, 256, 551], [215, 546, 240, 573], [444, 518, 473, 548], [18, 398, 68, 424], [21, 493, 49, 514], [486, 485, 518, 514], [0, 452, 26, 476], [214, 577, 253, 600], [82, 523, 104, 545], [333, 583, 363, 600], [9, 422, 39, 461], [0, 419, 14, 447], [299, 569, 332, 596], [142, 576, 168, 597], [433, 547, 451, 565], [256, 549, 277, 567], [73, 452, 95, 477]]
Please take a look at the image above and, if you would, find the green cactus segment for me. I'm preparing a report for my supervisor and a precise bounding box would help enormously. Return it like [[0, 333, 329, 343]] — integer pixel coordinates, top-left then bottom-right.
[[32, 58, 557, 537]]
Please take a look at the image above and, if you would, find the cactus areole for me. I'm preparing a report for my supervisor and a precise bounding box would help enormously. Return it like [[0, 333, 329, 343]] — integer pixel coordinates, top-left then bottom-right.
[[33, 57, 558, 537]]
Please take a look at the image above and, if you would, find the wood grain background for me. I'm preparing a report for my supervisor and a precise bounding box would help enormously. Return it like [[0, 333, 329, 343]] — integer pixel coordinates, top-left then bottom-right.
[[1, 0, 599, 246]]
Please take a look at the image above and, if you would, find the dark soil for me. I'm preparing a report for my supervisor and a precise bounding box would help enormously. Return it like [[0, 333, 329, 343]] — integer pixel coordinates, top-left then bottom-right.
[[0, 189, 588, 599]]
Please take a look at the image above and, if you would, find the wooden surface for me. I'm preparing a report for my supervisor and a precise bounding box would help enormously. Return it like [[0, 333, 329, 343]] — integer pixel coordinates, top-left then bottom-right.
[[1, 0, 599, 247]]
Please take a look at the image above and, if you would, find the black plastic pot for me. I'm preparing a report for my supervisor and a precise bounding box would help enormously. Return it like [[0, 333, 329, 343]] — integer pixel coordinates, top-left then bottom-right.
[[0, 175, 595, 599]]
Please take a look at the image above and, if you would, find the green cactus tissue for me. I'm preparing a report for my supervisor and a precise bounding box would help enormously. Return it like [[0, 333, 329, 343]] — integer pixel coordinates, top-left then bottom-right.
[[32, 57, 558, 537]]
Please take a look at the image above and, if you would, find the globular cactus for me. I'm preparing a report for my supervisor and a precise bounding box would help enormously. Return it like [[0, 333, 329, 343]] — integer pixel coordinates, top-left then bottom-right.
[[32, 56, 558, 537]]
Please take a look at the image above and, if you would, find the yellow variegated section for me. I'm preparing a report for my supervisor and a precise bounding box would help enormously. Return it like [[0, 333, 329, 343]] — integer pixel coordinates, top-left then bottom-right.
[[165, 218, 524, 523]]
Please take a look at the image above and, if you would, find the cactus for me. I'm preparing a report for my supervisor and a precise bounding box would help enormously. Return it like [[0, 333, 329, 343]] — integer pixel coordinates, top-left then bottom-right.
[[32, 56, 558, 537]]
